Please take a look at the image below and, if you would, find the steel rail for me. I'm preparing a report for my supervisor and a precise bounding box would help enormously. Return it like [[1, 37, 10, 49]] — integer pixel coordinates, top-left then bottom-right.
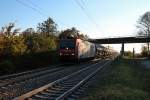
[[56, 60, 112, 100], [0, 64, 62, 80], [0, 67, 64, 87]]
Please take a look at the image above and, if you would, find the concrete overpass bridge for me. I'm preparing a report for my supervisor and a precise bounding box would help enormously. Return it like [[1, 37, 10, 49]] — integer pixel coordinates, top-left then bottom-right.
[[89, 36, 150, 55]]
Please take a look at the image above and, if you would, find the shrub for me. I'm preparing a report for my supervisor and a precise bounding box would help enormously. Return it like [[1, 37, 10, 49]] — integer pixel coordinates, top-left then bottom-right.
[[0, 60, 15, 75]]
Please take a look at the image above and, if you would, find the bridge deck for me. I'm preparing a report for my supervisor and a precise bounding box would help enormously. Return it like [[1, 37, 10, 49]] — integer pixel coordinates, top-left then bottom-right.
[[89, 37, 150, 44]]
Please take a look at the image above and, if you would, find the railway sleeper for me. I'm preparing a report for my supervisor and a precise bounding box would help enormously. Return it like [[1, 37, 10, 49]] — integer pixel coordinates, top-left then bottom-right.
[[32, 94, 58, 100], [44, 90, 65, 94], [28, 98, 39, 100], [61, 86, 72, 90], [41, 91, 64, 96], [66, 79, 82, 82], [66, 97, 76, 100], [14, 83, 20, 86], [45, 89, 61, 93], [60, 81, 78, 85], [48, 87, 71, 92], [75, 89, 85, 94], [52, 85, 63, 89], [62, 80, 80, 85], [60, 82, 77, 85], [59, 84, 74, 88], [34, 92, 61, 99], [1, 86, 7, 89], [45, 89, 67, 94], [43, 93, 61, 97], [33, 94, 49, 99], [53, 84, 72, 89], [68, 94, 79, 99], [73, 91, 84, 96], [49, 87, 63, 91]]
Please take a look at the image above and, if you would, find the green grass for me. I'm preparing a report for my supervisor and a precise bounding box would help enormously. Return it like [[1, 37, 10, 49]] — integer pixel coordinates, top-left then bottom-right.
[[82, 59, 150, 100]]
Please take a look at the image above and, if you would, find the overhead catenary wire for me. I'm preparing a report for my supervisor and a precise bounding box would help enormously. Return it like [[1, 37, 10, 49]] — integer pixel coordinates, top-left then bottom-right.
[[15, 0, 65, 28], [15, 0, 45, 17], [80, 0, 85, 6], [75, 0, 100, 30], [26, 0, 47, 16], [74, 0, 101, 32]]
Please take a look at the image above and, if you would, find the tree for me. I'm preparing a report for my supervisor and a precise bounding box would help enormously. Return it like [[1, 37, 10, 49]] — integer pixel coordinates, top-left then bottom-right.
[[0, 23, 27, 56], [30, 35, 57, 53], [59, 27, 88, 40], [1, 23, 20, 36], [137, 11, 150, 55], [124, 51, 133, 58], [37, 17, 57, 36], [141, 45, 148, 57], [10, 36, 27, 56], [22, 28, 35, 37]]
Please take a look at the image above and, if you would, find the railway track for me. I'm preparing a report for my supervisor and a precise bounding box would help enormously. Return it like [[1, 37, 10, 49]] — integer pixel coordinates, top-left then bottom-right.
[[0, 64, 61, 80], [13, 60, 112, 100], [0, 60, 100, 100], [0, 66, 64, 88]]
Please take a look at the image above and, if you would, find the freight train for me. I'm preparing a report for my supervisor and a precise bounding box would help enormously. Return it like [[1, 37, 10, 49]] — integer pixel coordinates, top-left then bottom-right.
[[59, 38, 115, 62]]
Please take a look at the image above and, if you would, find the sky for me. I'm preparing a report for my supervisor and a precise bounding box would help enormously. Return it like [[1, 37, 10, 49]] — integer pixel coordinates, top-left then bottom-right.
[[0, 0, 150, 53]]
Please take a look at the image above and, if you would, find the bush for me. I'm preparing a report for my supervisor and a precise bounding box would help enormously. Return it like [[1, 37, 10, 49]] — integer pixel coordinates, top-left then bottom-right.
[[0, 50, 59, 75], [124, 51, 133, 58], [0, 60, 15, 75], [11, 51, 59, 71]]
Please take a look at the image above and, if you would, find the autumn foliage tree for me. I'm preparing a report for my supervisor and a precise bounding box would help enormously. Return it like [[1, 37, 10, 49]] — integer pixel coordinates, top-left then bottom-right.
[[37, 17, 57, 36], [137, 11, 150, 55], [59, 27, 88, 40], [1, 23, 27, 56], [0, 18, 90, 75], [141, 45, 148, 56], [28, 17, 58, 53]]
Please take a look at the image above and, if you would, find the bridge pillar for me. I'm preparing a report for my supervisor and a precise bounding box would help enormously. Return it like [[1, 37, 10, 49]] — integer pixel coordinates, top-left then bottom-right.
[[120, 43, 124, 56]]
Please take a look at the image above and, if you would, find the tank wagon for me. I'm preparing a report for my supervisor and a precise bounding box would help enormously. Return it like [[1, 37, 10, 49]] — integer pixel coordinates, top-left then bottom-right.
[[59, 38, 96, 62]]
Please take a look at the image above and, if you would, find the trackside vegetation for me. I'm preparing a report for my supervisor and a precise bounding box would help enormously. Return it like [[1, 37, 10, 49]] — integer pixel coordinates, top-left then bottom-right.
[[82, 58, 150, 100], [0, 17, 88, 75]]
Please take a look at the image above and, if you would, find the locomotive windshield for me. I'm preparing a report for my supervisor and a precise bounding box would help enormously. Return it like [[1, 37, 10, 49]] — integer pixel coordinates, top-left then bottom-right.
[[60, 39, 75, 49]]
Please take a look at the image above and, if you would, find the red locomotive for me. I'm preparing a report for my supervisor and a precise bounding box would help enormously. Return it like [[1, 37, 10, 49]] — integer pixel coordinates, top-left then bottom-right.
[[59, 38, 96, 62]]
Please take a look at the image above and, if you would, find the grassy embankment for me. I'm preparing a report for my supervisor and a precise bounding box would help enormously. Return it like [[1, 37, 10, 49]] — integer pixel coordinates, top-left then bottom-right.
[[83, 58, 150, 100]]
